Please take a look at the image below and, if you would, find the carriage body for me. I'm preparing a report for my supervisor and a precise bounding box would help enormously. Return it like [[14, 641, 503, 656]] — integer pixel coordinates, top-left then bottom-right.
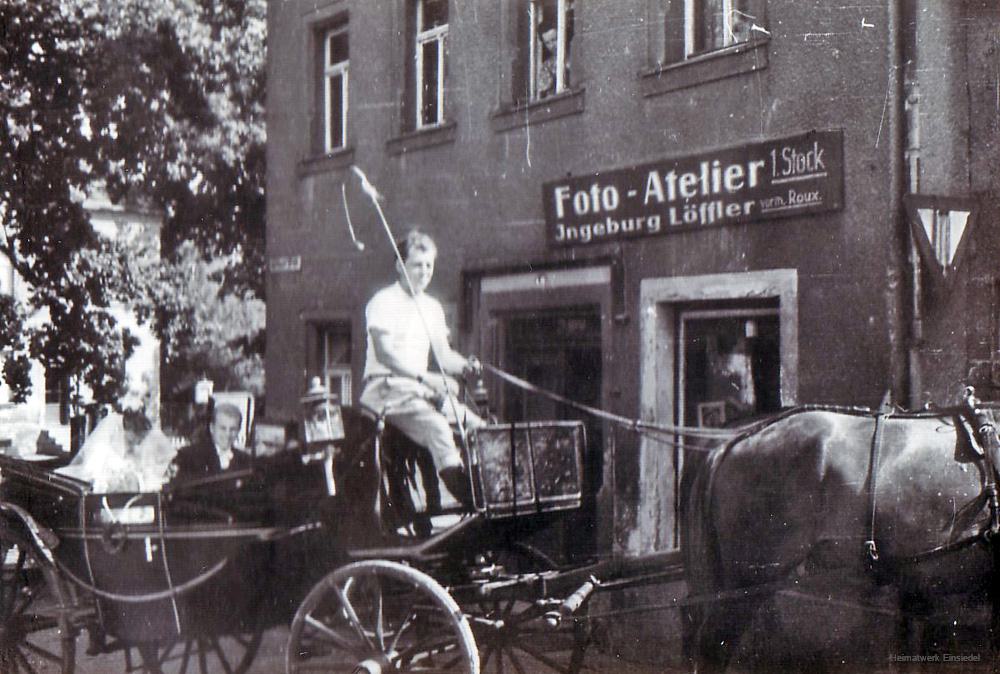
[[0, 457, 280, 644], [0, 403, 591, 672]]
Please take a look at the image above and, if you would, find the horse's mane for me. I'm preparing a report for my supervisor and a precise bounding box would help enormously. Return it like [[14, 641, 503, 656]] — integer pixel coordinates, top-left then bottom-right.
[[715, 402, 968, 453]]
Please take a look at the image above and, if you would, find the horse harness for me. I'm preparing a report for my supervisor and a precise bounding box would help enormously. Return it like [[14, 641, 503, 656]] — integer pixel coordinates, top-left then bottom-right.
[[864, 389, 1000, 567]]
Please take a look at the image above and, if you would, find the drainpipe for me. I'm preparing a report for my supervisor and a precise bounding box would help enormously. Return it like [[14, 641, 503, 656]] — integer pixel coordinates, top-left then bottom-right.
[[886, 0, 909, 406]]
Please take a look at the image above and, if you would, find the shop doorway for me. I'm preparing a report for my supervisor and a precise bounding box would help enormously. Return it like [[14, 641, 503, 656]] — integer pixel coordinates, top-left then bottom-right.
[[476, 265, 613, 561], [498, 306, 603, 561], [636, 269, 798, 553]]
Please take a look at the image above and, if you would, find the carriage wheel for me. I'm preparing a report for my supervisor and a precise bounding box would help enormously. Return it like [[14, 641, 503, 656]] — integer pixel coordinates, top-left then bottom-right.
[[0, 527, 76, 674], [286, 560, 479, 673], [468, 544, 591, 674], [131, 628, 263, 674]]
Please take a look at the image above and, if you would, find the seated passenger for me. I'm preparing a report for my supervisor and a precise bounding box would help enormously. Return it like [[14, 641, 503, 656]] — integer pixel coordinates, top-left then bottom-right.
[[171, 403, 250, 480], [359, 228, 483, 507], [57, 409, 175, 492]]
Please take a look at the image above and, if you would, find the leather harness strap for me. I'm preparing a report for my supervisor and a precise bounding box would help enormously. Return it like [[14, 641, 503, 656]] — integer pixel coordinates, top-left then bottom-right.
[[864, 412, 890, 562]]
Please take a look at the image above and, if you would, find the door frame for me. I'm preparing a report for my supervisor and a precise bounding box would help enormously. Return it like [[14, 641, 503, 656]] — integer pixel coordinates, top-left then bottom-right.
[[630, 269, 798, 554]]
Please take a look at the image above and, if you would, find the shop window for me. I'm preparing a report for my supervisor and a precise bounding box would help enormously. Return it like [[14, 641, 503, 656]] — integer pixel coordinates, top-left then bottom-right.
[[314, 322, 353, 404], [679, 307, 781, 429], [516, 0, 575, 104], [413, 0, 449, 130], [321, 20, 349, 153]]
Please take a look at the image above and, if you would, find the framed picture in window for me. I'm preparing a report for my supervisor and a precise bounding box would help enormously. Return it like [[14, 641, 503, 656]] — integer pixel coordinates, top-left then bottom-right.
[[697, 400, 727, 428]]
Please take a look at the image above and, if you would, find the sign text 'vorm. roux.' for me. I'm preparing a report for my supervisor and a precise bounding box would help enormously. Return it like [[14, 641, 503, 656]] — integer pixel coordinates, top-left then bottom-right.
[[543, 130, 843, 247]]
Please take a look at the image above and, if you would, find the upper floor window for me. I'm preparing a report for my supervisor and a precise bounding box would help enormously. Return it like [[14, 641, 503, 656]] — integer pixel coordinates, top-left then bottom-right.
[[322, 22, 349, 152], [519, 0, 575, 104], [684, 0, 758, 57], [415, 0, 448, 129]]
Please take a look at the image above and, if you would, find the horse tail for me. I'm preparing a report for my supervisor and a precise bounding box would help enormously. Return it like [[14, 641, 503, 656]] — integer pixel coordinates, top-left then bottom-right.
[[680, 442, 727, 666]]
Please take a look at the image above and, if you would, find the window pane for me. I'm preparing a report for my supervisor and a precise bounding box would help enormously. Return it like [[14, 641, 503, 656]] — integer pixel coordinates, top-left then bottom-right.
[[530, 0, 573, 100], [564, 0, 575, 88], [694, 0, 726, 53], [420, 0, 448, 30], [729, 0, 753, 43], [321, 325, 351, 365], [328, 30, 348, 65], [327, 73, 344, 149], [420, 39, 440, 125]]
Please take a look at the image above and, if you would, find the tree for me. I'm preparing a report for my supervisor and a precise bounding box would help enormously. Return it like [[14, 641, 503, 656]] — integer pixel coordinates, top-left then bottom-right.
[[0, 0, 266, 404], [93, 0, 266, 297], [156, 241, 265, 400], [0, 0, 137, 403]]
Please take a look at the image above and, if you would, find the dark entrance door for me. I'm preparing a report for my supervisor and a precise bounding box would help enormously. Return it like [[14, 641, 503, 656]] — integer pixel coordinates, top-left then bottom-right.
[[500, 306, 603, 561]]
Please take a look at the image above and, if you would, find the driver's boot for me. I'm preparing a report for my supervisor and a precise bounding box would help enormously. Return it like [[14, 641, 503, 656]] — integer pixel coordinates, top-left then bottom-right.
[[439, 465, 473, 509]]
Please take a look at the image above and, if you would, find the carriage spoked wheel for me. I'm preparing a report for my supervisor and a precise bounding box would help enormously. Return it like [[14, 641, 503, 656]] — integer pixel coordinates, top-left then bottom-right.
[[132, 627, 263, 674], [0, 526, 76, 674], [465, 543, 592, 674], [286, 560, 479, 673]]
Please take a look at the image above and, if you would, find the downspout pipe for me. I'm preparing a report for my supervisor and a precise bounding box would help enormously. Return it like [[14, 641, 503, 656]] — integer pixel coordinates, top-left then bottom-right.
[[886, 0, 909, 405]]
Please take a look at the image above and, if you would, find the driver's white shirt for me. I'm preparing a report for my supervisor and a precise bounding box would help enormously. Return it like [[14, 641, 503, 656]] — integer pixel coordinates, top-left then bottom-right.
[[363, 282, 448, 380]]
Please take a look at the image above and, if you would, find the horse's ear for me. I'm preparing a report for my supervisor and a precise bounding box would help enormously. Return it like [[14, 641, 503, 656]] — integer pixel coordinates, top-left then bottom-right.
[[954, 414, 983, 464], [878, 389, 893, 413]]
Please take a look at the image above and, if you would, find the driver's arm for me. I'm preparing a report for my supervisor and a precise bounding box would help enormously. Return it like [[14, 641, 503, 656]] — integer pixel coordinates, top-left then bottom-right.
[[429, 332, 471, 377]]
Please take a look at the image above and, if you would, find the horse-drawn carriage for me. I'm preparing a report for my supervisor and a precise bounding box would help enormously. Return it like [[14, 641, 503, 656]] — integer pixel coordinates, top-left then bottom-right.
[[5, 373, 1000, 673], [0, 373, 626, 674]]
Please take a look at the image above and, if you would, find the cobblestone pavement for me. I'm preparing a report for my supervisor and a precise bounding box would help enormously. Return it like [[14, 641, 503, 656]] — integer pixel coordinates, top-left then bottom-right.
[[62, 624, 682, 673]]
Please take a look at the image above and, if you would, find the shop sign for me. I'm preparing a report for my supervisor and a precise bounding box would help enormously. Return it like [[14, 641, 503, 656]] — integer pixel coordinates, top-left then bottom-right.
[[543, 130, 843, 247]]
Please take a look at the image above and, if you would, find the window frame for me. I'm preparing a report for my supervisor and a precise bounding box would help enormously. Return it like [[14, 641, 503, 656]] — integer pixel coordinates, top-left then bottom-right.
[[527, 0, 574, 102], [322, 24, 350, 153], [310, 320, 354, 405], [683, 0, 756, 58], [414, 0, 449, 130]]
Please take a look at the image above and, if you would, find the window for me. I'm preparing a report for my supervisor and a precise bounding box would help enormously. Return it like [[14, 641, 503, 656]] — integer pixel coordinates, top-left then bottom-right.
[[684, 0, 758, 57], [643, 0, 767, 95], [414, 0, 448, 129], [519, 0, 575, 104], [315, 323, 352, 404], [322, 23, 349, 152]]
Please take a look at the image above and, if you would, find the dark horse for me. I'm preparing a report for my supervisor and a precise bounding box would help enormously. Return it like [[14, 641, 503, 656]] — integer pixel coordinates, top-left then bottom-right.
[[682, 401, 1000, 671]]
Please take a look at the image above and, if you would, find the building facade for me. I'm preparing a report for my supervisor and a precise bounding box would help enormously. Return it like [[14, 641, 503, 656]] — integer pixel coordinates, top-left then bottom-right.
[[266, 0, 1000, 653]]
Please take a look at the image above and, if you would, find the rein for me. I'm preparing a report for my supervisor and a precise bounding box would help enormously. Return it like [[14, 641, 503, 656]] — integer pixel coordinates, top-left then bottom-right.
[[483, 363, 744, 446]]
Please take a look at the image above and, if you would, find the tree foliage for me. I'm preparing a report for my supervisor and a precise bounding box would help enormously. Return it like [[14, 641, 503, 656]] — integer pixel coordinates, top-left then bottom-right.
[[0, 0, 266, 404]]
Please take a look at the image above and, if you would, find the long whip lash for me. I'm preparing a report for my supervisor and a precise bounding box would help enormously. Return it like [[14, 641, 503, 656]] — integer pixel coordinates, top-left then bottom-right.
[[341, 182, 366, 251]]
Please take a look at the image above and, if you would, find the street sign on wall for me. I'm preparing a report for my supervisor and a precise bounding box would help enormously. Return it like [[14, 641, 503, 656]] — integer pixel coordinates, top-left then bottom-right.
[[543, 130, 844, 247]]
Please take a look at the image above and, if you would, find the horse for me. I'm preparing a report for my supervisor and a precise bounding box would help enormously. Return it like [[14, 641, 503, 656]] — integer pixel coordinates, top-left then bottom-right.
[[681, 400, 1000, 671]]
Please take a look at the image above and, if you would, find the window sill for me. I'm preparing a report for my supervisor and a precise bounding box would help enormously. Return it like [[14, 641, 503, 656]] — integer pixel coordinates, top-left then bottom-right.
[[640, 38, 769, 97], [386, 121, 457, 156], [491, 88, 586, 132], [298, 147, 356, 177]]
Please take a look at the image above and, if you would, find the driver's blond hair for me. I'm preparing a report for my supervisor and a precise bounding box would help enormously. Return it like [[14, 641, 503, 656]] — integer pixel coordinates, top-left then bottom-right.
[[396, 229, 437, 262]]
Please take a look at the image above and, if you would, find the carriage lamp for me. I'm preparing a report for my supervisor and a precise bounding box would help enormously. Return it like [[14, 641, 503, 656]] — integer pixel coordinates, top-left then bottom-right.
[[300, 377, 345, 496]]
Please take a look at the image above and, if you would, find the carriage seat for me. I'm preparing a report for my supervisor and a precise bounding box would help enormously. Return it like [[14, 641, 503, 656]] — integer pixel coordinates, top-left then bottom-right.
[[348, 405, 470, 537]]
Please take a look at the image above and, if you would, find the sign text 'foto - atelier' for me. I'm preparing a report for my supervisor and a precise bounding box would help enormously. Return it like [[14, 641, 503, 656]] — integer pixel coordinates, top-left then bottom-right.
[[543, 130, 844, 247]]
